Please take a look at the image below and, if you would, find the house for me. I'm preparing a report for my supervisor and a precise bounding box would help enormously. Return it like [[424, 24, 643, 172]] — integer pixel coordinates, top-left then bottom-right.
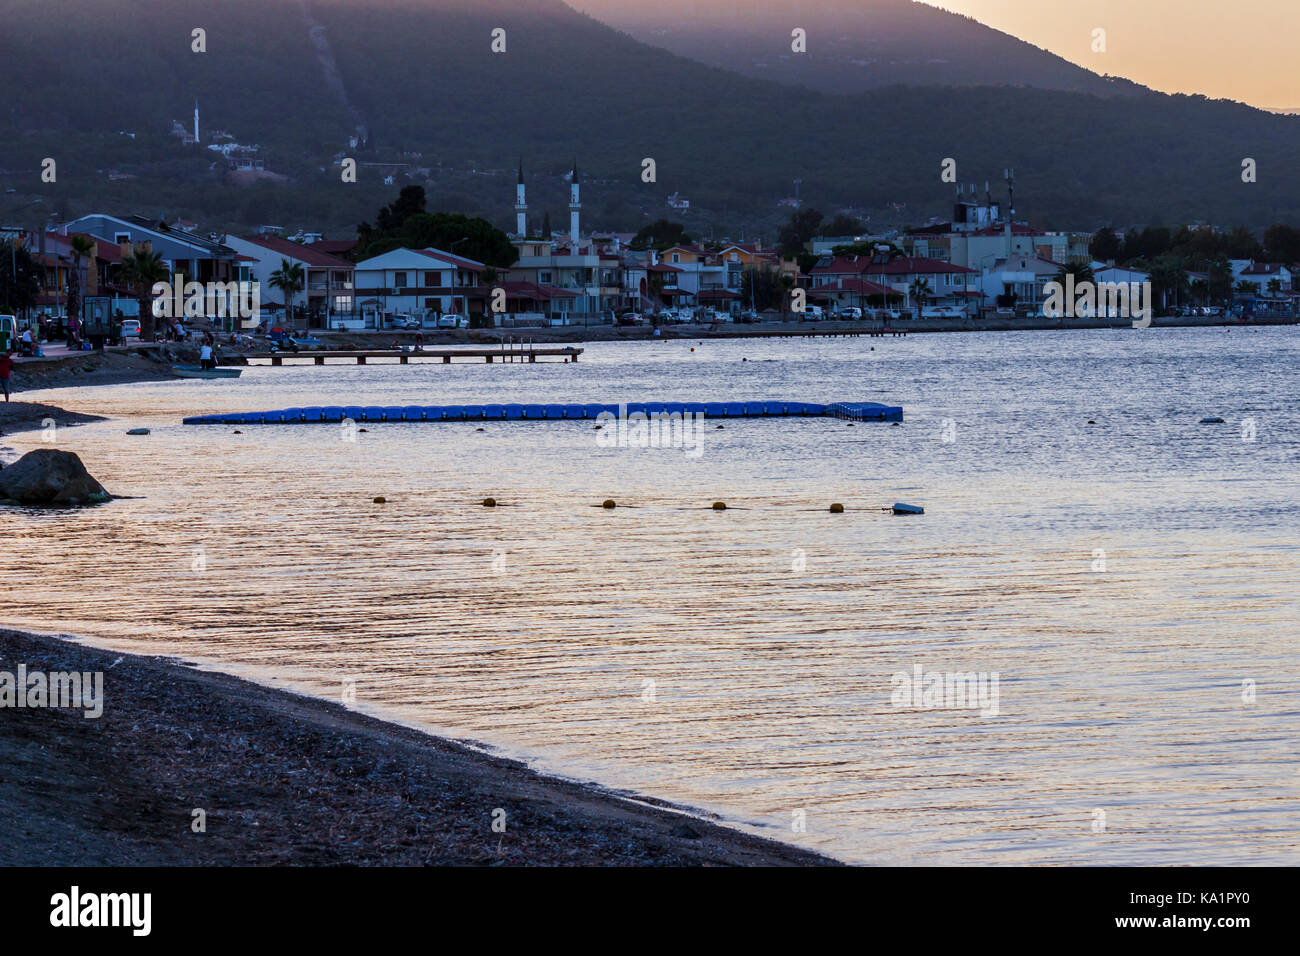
[[353, 247, 486, 329], [64, 214, 240, 286], [813, 254, 978, 313], [506, 237, 610, 322], [977, 255, 1063, 314], [222, 234, 356, 329], [1231, 261, 1294, 294]]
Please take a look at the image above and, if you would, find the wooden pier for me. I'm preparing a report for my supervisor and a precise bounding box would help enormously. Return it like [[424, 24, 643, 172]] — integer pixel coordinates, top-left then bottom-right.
[[245, 344, 582, 367]]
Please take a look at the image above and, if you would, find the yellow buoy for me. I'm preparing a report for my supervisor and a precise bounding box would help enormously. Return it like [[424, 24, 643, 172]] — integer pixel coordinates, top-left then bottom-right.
[[712, 501, 727, 511], [829, 503, 844, 513], [602, 499, 616, 509], [373, 496, 386, 504], [482, 497, 497, 507]]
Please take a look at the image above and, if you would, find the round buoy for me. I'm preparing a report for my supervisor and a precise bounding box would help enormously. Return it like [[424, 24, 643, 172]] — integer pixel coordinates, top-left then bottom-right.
[[358, 428, 368, 433], [232, 430, 242, 435], [482, 497, 497, 507], [690, 347, 694, 352], [846, 423, 855, 427], [373, 496, 386, 504], [1087, 419, 1096, 425], [829, 503, 845, 514], [602, 499, 616, 509], [712, 501, 727, 511], [716, 424, 724, 429]]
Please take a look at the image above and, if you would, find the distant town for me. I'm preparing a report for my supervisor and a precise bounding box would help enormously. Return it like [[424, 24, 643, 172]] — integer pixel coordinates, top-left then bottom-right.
[[4, 160, 1299, 345]]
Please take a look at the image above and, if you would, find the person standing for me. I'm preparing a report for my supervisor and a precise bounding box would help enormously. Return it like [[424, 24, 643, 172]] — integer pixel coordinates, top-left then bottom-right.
[[0, 351, 14, 401], [199, 341, 214, 371]]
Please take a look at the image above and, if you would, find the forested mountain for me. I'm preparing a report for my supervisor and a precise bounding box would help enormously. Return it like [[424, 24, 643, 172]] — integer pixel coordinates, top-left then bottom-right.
[[3, 0, 1299, 237], [570, 0, 1146, 97]]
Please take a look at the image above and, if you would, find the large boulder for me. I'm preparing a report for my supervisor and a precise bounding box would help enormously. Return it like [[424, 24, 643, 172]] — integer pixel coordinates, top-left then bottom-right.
[[0, 449, 110, 507]]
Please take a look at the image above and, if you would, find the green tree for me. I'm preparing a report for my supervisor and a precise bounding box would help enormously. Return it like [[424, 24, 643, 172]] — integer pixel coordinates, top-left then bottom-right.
[[908, 277, 932, 316], [0, 242, 41, 317], [269, 259, 306, 330], [119, 247, 168, 340], [67, 234, 95, 326], [1089, 227, 1122, 263], [777, 208, 824, 258], [1263, 224, 1300, 263], [1055, 261, 1095, 286], [823, 215, 864, 236], [630, 220, 692, 251], [393, 213, 519, 268]]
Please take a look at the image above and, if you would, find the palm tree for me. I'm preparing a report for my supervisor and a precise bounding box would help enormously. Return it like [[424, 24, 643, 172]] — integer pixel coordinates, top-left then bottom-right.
[[908, 277, 932, 318], [1054, 260, 1095, 287], [66, 234, 95, 331], [119, 247, 168, 340], [269, 259, 305, 331], [1266, 278, 1283, 296]]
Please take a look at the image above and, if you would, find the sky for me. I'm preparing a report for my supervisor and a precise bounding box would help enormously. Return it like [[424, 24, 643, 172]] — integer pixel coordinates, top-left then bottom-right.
[[571, 0, 1298, 111], [919, 0, 1299, 110]]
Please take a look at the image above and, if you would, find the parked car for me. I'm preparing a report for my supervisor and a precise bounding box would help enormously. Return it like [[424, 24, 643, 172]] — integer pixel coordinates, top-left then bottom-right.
[[836, 306, 863, 320], [617, 312, 643, 326], [436, 314, 461, 328], [798, 305, 826, 320], [121, 319, 142, 339]]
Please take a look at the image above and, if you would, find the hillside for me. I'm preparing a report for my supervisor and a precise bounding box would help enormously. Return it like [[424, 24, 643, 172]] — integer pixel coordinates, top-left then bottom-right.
[[569, 0, 1146, 98], [3, 0, 1300, 238]]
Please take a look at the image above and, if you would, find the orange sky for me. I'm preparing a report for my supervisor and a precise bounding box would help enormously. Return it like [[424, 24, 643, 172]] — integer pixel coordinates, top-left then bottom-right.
[[919, 0, 1298, 109]]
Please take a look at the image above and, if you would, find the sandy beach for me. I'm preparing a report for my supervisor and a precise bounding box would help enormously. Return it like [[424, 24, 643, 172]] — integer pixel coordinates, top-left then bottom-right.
[[0, 629, 835, 866]]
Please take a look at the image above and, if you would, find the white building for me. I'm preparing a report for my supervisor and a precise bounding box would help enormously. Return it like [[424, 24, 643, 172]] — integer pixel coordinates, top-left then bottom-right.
[[222, 235, 355, 329], [352, 247, 485, 329]]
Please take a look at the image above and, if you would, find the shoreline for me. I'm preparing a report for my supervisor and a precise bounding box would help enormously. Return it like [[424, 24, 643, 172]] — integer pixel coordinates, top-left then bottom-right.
[[0, 628, 837, 866], [0, 401, 106, 440]]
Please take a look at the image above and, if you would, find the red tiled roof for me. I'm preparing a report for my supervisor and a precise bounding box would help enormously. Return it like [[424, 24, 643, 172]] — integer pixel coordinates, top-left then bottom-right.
[[239, 234, 354, 268], [311, 239, 358, 256], [810, 278, 896, 296]]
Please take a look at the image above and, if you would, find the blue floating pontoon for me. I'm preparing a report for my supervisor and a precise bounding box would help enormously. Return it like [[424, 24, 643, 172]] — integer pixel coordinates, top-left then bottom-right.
[[184, 398, 903, 426]]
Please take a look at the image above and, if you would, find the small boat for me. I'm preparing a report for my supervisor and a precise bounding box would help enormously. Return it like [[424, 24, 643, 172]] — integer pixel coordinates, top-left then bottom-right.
[[172, 366, 242, 379]]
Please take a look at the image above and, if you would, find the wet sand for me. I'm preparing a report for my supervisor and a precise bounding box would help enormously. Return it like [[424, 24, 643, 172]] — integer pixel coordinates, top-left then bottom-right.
[[0, 629, 836, 866]]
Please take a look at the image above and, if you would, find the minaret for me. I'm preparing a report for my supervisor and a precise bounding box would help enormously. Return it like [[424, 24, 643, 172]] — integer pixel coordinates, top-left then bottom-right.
[[515, 158, 528, 237], [569, 159, 581, 246], [194, 99, 199, 143]]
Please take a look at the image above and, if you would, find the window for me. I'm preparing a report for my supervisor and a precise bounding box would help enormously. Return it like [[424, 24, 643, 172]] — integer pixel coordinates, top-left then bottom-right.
[[424, 298, 437, 309], [394, 271, 407, 289], [424, 271, 440, 287], [672, 253, 681, 263], [115, 232, 131, 245], [539, 271, 553, 284], [333, 295, 352, 313]]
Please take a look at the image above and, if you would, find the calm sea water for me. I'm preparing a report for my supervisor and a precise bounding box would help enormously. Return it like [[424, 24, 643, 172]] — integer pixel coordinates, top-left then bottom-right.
[[3, 327, 1297, 864]]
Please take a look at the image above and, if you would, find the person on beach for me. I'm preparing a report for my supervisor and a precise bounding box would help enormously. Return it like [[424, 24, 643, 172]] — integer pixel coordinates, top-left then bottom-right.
[[199, 341, 214, 371], [0, 351, 13, 401], [20, 326, 35, 357]]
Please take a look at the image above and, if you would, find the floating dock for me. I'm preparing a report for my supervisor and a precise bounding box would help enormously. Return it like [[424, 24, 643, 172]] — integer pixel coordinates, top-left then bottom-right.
[[183, 400, 903, 425], [245, 346, 582, 366]]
